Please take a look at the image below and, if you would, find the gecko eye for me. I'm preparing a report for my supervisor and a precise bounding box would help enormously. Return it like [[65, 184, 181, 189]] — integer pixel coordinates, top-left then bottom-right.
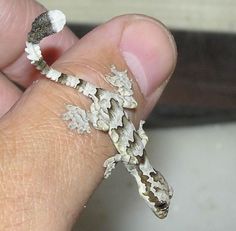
[[158, 202, 168, 210]]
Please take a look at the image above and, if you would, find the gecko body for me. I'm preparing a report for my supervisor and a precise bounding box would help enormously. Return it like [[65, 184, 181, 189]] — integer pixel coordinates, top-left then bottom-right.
[[25, 10, 173, 219]]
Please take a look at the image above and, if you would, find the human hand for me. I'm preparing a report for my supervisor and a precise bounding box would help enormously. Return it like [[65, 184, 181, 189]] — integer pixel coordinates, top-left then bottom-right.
[[0, 0, 177, 230]]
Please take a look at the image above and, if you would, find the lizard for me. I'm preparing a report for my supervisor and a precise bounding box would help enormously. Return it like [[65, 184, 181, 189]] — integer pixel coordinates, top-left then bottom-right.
[[25, 10, 173, 219]]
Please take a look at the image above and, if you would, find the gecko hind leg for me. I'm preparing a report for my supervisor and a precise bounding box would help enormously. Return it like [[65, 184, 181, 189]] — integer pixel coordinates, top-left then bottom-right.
[[103, 154, 138, 178], [137, 120, 148, 147], [63, 104, 91, 134]]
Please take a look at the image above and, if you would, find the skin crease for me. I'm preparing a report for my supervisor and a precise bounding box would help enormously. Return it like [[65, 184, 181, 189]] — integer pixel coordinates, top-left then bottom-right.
[[0, 1, 177, 231], [0, 72, 22, 117]]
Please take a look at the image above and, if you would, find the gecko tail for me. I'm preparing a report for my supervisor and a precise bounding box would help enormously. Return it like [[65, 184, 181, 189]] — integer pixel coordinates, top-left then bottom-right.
[[25, 10, 67, 81], [47, 10, 66, 33], [27, 10, 66, 44]]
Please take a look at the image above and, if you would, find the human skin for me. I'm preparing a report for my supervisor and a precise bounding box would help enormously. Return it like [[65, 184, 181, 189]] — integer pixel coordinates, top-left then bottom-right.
[[0, 0, 177, 230]]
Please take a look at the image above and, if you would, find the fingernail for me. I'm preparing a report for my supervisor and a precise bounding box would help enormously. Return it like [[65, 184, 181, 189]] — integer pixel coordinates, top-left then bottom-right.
[[120, 16, 177, 97]]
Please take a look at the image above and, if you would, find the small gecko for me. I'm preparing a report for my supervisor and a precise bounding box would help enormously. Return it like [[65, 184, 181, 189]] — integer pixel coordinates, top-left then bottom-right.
[[25, 10, 173, 219]]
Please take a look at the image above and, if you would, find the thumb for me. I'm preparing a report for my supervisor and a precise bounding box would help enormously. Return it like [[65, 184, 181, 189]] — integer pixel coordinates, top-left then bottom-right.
[[0, 12, 176, 231]]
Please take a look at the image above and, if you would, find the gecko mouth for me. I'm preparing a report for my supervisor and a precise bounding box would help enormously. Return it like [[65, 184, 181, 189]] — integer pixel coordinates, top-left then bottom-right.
[[154, 201, 169, 219], [155, 208, 169, 219]]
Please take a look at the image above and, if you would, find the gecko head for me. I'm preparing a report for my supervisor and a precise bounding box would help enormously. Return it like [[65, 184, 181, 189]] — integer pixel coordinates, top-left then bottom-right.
[[140, 170, 173, 219], [152, 185, 173, 219]]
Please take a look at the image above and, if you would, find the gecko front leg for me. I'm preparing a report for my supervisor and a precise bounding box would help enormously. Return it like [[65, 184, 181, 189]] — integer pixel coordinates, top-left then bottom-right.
[[63, 105, 91, 134]]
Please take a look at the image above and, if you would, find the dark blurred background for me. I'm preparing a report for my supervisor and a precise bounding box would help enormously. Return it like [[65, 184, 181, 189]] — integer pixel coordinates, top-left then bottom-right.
[[69, 25, 236, 127], [39, 0, 236, 127]]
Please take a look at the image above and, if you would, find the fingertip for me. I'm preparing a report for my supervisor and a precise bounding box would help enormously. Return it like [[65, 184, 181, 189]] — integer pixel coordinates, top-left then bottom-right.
[[119, 14, 177, 97]]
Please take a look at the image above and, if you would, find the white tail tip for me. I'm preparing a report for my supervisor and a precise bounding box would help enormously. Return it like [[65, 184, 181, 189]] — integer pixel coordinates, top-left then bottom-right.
[[48, 10, 66, 33]]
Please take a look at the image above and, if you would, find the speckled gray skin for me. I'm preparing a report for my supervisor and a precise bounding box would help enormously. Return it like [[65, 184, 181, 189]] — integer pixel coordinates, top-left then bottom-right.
[[28, 12, 55, 44], [25, 10, 173, 219]]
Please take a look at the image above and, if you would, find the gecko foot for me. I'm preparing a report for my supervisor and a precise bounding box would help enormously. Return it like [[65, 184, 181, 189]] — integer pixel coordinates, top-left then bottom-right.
[[63, 104, 91, 134], [103, 154, 138, 178], [137, 120, 148, 147]]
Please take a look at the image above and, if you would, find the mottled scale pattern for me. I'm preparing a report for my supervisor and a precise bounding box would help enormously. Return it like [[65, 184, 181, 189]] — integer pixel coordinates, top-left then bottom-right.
[[25, 10, 173, 219]]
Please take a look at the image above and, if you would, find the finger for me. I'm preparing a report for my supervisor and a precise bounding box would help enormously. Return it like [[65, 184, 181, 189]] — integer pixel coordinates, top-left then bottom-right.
[[0, 0, 78, 87], [0, 14, 176, 230], [0, 72, 22, 117]]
